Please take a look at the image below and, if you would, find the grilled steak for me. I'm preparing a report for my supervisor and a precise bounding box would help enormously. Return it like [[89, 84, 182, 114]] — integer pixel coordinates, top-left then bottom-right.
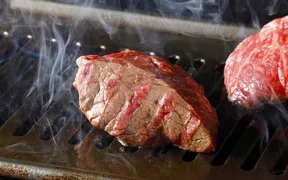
[[224, 16, 288, 109], [73, 50, 218, 152]]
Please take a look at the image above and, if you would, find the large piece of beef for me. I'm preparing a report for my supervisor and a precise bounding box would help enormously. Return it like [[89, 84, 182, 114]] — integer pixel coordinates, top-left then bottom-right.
[[224, 16, 288, 109], [73, 50, 218, 152]]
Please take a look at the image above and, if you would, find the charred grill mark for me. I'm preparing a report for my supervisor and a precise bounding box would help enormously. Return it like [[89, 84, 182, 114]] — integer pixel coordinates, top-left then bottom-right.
[[110, 83, 150, 136], [102, 91, 125, 128], [144, 93, 174, 142]]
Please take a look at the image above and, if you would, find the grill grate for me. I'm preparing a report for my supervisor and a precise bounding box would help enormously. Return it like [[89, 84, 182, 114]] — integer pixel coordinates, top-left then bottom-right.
[[0, 21, 288, 180]]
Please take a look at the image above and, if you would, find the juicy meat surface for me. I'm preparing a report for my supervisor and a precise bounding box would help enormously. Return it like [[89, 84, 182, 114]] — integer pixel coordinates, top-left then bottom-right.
[[224, 16, 288, 109], [73, 50, 218, 152]]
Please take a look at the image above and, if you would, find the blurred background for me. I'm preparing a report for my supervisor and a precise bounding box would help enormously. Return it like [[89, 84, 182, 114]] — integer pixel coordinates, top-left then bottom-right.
[[45, 0, 288, 28]]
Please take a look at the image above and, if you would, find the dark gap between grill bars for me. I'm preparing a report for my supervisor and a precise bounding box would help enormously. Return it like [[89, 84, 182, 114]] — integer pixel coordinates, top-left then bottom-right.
[[0, 40, 82, 136], [215, 62, 225, 72], [271, 147, 288, 175], [80, 44, 107, 56], [0, 32, 4, 40], [227, 121, 261, 164], [12, 106, 43, 136], [0, 35, 31, 66], [211, 114, 252, 166], [39, 112, 71, 141], [151, 144, 172, 158], [0, 42, 38, 96], [175, 57, 191, 71], [212, 102, 242, 155], [0, 75, 62, 129], [240, 129, 278, 171], [182, 151, 198, 162], [124, 146, 139, 154], [168, 54, 180, 64], [193, 58, 205, 70], [241, 106, 283, 171], [253, 126, 288, 174], [12, 92, 52, 136], [187, 58, 206, 77], [0, 78, 36, 128], [40, 102, 78, 141], [95, 133, 115, 149], [269, 125, 288, 175], [68, 119, 93, 145], [10, 87, 76, 139]]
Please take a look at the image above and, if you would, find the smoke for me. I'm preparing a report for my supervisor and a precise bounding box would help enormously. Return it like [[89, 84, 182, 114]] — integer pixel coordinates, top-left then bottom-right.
[[266, 0, 279, 16], [1, 0, 288, 176], [155, 0, 216, 21], [246, 0, 260, 29]]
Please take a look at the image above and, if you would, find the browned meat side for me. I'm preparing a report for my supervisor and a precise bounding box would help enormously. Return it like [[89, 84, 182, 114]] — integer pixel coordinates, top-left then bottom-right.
[[73, 50, 218, 152]]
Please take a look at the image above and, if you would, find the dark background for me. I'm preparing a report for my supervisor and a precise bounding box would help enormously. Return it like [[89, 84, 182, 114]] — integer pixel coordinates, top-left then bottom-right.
[[49, 0, 288, 28]]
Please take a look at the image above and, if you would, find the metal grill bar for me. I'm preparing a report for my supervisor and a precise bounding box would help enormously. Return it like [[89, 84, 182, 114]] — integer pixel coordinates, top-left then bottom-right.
[[0, 7, 288, 180]]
